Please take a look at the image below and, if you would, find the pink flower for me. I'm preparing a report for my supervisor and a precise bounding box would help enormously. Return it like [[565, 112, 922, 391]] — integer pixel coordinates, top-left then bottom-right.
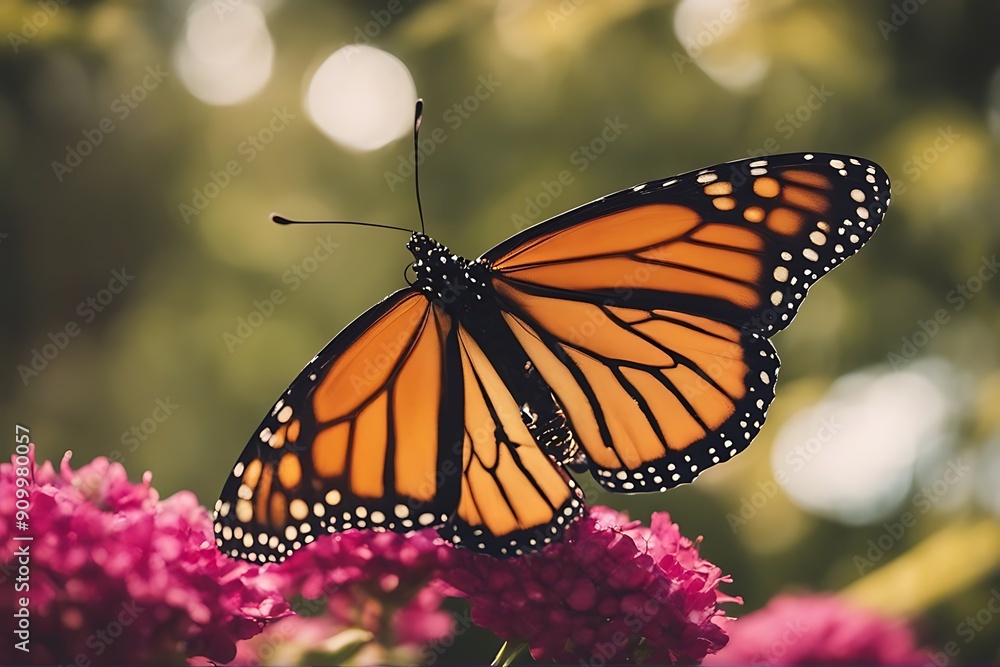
[[442, 506, 740, 665], [231, 527, 456, 665], [0, 448, 288, 665], [211, 616, 376, 667], [704, 593, 931, 666], [222, 612, 451, 667]]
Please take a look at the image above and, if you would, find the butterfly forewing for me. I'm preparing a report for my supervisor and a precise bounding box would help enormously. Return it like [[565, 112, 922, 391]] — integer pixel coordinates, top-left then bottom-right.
[[214, 290, 464, 562]]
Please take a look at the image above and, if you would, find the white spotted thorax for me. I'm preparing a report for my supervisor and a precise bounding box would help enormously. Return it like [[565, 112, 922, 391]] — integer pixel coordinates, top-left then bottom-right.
[[407, 232, 490, 303]]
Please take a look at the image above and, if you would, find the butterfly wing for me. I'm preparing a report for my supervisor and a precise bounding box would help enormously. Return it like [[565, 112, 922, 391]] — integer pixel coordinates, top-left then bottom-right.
[[214, 288, 465, 562], [481, 152, 890, 491], [214, 287, 583, 560], [436, 322, 584, 556]]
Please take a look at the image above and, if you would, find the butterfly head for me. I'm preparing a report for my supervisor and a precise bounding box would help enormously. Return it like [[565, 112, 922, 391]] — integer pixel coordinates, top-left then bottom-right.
[[406, 231, 441, 257], [407, 232, 486, 304]]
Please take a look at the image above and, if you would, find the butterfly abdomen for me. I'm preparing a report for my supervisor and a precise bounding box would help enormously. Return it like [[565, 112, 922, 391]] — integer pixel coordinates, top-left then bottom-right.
[[520, 365, 580, 466]]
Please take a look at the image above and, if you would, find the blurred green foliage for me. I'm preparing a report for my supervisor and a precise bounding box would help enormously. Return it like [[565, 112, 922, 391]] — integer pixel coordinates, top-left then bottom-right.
[[2, 0, 999, 663]]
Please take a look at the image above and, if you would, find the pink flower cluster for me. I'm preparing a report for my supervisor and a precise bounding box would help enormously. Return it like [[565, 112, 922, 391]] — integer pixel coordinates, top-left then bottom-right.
[[705, 593, 931, 666], [228, 527, 456, 665], [442, 506, 741, 665], [2, 446, 746, 666], [0, 449, 287, 665]]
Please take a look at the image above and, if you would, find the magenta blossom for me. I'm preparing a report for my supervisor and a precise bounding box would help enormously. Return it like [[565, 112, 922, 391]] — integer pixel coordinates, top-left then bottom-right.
[[210, 616, 380, 667], [230, 527, 455, 665], [704, 593, 931, 666], [0, 449, 287, 665], [442, 506, 740, 664]]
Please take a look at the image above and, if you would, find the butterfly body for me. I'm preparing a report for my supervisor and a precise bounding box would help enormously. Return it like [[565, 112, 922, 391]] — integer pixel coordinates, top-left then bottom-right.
[[409, 232, 584, 471], [215, 152, 890, 561]]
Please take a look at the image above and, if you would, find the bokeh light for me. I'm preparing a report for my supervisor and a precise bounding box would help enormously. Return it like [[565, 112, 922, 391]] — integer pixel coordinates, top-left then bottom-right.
[[977, 436, 1000, 517], [772, 364, 954, 525], [673, 0, 769, 90], [305, 45, 416, 152], [173, 0, 275, 106]]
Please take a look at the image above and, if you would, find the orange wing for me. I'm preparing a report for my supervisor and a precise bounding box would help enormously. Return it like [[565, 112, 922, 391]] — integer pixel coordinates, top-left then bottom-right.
[[437, 323, 584, 556], [482, 153, 890, 490], [215, 289, 583, 561], [214, 290, 465, 563]]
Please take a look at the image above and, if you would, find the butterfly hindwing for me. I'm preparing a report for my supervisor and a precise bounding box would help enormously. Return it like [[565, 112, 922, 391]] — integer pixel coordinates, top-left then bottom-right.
[[435, 324, 585, 556], [495, 304, 779, 492]]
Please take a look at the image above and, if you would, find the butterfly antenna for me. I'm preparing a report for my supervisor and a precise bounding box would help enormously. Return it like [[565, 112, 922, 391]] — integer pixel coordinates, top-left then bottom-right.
[[271, 214, 413, 234], [270, 101, 429, 236], [413, 99, 426, 234]]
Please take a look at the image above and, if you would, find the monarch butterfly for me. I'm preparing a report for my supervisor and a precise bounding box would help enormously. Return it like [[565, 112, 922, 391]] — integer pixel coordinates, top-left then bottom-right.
[[214, 123, 889, 560]]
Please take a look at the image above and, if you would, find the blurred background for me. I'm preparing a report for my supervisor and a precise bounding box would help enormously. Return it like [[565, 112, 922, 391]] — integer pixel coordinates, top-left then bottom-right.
[[2, 0, 999, 663]]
